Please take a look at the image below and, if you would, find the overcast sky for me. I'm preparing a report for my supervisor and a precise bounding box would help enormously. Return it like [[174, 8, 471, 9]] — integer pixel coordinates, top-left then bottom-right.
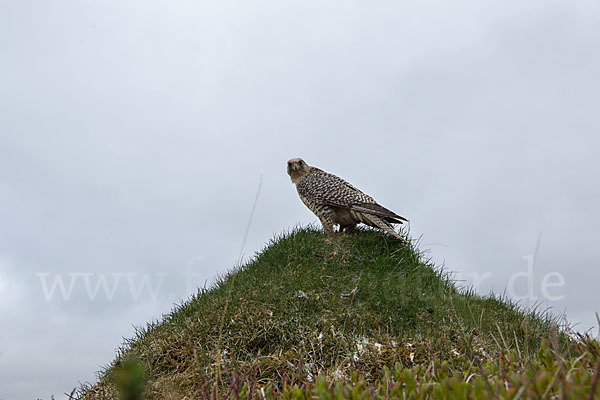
[[1, 1, 599, 398]]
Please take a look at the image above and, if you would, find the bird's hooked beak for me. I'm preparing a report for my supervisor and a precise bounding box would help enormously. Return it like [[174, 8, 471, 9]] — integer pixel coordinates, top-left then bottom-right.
[[287, 161, 300, 174]]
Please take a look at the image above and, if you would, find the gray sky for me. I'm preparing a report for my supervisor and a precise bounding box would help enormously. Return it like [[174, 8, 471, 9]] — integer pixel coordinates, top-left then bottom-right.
[[1, 1, 599, 398]]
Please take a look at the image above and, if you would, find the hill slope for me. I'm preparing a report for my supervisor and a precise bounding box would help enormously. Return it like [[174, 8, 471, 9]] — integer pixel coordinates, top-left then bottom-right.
[[81, 228, 598, 399]]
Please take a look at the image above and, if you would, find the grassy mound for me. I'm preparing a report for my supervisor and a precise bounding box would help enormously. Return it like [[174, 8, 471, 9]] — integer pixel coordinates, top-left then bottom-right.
[[80, 227, 599, 399]]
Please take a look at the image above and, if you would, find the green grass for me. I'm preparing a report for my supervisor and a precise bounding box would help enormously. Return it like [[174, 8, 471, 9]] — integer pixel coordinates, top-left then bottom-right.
[[79, 227, 599, 399]]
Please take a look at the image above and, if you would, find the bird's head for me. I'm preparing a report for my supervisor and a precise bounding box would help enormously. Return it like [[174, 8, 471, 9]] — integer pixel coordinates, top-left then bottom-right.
[[287, 158, 310, 183]]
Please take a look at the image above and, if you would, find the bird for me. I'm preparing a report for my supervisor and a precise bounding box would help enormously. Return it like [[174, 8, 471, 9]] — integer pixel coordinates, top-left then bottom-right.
[[287, 158, 407, 240]]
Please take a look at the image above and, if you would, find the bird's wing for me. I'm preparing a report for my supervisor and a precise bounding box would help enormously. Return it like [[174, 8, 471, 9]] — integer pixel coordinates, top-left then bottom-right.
[[350, 203, 408, 222], [296, 169, 374, 206], [297, 168, 408, 223]]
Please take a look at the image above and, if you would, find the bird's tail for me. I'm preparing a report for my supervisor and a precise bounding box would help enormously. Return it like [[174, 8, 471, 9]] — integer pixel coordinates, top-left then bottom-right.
[[362, 214, 405, 241], [351, 204, 408, 223]]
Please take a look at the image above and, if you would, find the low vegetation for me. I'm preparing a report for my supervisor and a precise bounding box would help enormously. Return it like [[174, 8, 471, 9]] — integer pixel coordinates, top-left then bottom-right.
[[79, 227, 599, 399]]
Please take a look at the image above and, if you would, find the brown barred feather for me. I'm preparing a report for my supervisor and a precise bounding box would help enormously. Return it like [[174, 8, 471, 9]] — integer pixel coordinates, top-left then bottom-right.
[[288, 158, 408, 240]]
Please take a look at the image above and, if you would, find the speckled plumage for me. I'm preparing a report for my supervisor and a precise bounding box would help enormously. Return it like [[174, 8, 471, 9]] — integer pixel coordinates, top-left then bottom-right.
[[287, 158, 407, 239]]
